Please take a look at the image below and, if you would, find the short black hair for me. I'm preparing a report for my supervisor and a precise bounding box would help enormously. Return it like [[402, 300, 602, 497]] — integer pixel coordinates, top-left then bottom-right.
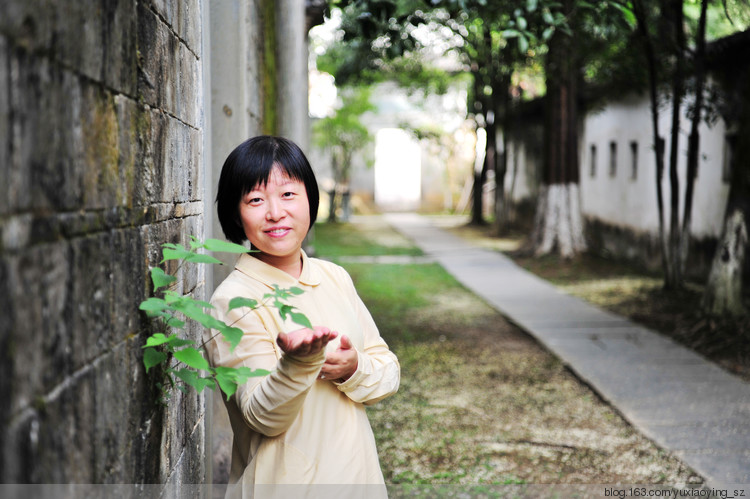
[[216, 136, 319, 244]]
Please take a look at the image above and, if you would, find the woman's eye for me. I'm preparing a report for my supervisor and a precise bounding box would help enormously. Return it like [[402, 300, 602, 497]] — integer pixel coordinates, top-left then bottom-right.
[[282, 191, 295, 198]]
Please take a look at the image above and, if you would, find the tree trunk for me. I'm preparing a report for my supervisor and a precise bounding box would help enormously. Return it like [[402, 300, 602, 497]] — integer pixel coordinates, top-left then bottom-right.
[[327, 188, 338, 223], [493, 70, 512, 236], [632, 0, 670, 285], [664, 0, 686, 289], [679, 0, 709, 279], [534, 0, 585, 257], [470, 165, 488, 225], [703, 210, 748, 316], [703, 56, 750, 315], [533, 184, 586, 257]]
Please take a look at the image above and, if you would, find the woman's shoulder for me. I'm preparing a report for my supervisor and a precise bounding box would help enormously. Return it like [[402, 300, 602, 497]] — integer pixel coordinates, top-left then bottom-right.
[[210, 267, 267, 304], [307, 257, 354, 284]]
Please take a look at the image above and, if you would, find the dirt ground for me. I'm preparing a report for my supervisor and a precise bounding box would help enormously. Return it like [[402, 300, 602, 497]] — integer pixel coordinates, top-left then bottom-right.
[[363, 276, 703, 486], [333, 216, 704, 486]]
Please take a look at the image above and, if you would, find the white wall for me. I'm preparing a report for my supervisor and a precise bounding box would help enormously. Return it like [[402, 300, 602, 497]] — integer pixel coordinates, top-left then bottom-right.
[[579, 92, 730, 239]]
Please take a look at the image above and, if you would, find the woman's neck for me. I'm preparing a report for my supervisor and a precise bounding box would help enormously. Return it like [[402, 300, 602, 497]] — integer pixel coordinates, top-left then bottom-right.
[[255, 251, 303, 279]]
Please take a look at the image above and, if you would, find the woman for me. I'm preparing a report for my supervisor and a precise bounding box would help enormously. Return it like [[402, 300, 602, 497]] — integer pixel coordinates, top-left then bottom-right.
[[204, 136, 400, 498]]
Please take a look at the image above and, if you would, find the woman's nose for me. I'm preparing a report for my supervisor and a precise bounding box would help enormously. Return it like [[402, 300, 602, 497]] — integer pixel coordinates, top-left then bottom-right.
[[265, 199, 284, 221]]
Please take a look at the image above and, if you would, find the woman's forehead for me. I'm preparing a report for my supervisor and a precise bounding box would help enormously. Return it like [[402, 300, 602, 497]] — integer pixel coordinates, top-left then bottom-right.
[[248, 165, 302, 190]]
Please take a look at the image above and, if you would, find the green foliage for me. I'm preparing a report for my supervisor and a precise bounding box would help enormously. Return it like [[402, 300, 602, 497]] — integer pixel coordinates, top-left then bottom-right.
[[140, 237, 311, 402], [312, 87, 375, 182], [312, 86, 374, 221]]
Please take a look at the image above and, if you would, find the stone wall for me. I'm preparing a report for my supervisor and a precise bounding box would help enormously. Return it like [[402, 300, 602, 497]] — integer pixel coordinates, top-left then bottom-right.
[[1, 0, 207, 487]]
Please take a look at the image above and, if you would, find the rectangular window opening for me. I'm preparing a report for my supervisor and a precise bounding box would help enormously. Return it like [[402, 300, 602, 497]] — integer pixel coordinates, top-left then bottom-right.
[[590, 144, 597, 178], [630, 141, 638, 180], [609, 141, 617, 177], [723, 133, 737, 183]]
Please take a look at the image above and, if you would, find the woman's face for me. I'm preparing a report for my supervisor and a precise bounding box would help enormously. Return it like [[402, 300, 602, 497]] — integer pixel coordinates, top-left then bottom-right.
[[239, 165, 311, 269]]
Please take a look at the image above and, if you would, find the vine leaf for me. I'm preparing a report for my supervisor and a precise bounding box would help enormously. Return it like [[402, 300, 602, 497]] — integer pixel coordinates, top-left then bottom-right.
[[144, 333, 173, 348], [228, 297, 259, 311], [144, 348, 168, 372], [289, 311, 313, 329], [150, 267, 177, 290], [139, 297, 170, 316], [218, 325, 244, 350], [200, 238, 253, 254], [142, 237, 311, 402], [174, 347, 210, 371], [214, 366, 271, 400], [171, 368, 215, 392]]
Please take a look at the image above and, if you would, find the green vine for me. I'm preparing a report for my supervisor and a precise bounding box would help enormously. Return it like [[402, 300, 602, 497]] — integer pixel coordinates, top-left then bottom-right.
[[139, 237, 311, 402]]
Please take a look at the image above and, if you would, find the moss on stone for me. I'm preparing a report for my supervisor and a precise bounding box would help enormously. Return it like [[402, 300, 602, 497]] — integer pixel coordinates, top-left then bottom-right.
[[82, 89, 119, 208], [260, 0, 277, 135]]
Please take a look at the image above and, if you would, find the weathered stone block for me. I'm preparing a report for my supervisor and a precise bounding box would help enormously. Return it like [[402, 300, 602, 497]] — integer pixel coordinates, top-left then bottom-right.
[[0, 1, 60, 58], [0, 37, 9, 216], [143, 109, 202, 204], [80, 85, 121, 210], [68, 233, 115, 367], [159, 375, 207, 485], [0, 1, 137, 95], [149, 0, 202, 53], [0, 258, 11, 479], [8, 51, 84, 212], [6, 242, 72, 418], [114, 95, 139, 209], [137, 4, 200, 127], [90, 341, 138, 483], [112, 227, 147, 340]]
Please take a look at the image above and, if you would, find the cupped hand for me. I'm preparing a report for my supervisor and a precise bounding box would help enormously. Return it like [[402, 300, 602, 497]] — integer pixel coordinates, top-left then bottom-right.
[[276, 326, 338, 358], [319, 335, 358, 382]]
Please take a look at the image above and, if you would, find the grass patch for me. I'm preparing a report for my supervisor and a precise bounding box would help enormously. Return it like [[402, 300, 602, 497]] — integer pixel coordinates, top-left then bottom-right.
[[313, 218, 703, 486], [311, 219, 423, 258]]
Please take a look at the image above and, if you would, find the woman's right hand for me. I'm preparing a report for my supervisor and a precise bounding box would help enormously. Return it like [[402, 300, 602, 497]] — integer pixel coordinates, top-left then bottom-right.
[[276, 326, 338, 358]]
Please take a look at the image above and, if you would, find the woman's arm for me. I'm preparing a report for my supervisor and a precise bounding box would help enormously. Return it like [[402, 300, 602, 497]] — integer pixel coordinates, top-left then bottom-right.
[[204, 293, 334, 437], [331, 288, 401, 406]]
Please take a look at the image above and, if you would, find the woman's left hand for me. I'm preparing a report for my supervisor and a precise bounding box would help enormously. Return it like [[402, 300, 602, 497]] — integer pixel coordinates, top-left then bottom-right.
[[319, 335, 358, 382]]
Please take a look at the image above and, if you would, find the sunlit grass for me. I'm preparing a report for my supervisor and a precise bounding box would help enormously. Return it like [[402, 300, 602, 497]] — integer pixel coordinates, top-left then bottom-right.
[[311, 219, 423, 258]]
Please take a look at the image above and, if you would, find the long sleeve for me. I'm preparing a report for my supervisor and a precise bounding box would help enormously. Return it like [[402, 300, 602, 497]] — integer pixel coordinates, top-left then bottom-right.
[[204, 253, 395, 488], [205, 292, 323, 437], [333, 276, 400, 406]]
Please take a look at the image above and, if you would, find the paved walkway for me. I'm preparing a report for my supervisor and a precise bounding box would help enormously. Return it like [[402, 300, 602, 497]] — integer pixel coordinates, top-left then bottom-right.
[[384, 213, 750, 489]]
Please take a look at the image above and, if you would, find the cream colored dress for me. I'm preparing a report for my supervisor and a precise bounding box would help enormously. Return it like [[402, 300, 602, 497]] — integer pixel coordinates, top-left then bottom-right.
[[204, 251, 400, 498]]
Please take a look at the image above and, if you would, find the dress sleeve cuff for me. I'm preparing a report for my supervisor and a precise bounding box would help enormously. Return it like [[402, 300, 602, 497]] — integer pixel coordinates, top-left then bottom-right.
[[334, 349, 368, 391]]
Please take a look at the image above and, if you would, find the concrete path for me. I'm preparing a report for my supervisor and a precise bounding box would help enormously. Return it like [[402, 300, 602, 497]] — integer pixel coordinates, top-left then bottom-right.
[[384, 213, 750, 489]]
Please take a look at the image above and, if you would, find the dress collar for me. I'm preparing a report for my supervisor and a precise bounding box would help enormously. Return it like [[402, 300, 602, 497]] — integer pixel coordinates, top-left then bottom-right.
[[234, 250, 321, 288]]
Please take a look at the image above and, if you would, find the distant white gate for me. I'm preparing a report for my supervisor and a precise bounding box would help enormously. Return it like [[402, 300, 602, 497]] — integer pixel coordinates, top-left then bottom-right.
[[374, 128, 421, 211]]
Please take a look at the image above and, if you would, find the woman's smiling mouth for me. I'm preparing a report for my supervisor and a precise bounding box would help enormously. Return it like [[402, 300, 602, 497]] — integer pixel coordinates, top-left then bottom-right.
[[265, 227, 291, 237]]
